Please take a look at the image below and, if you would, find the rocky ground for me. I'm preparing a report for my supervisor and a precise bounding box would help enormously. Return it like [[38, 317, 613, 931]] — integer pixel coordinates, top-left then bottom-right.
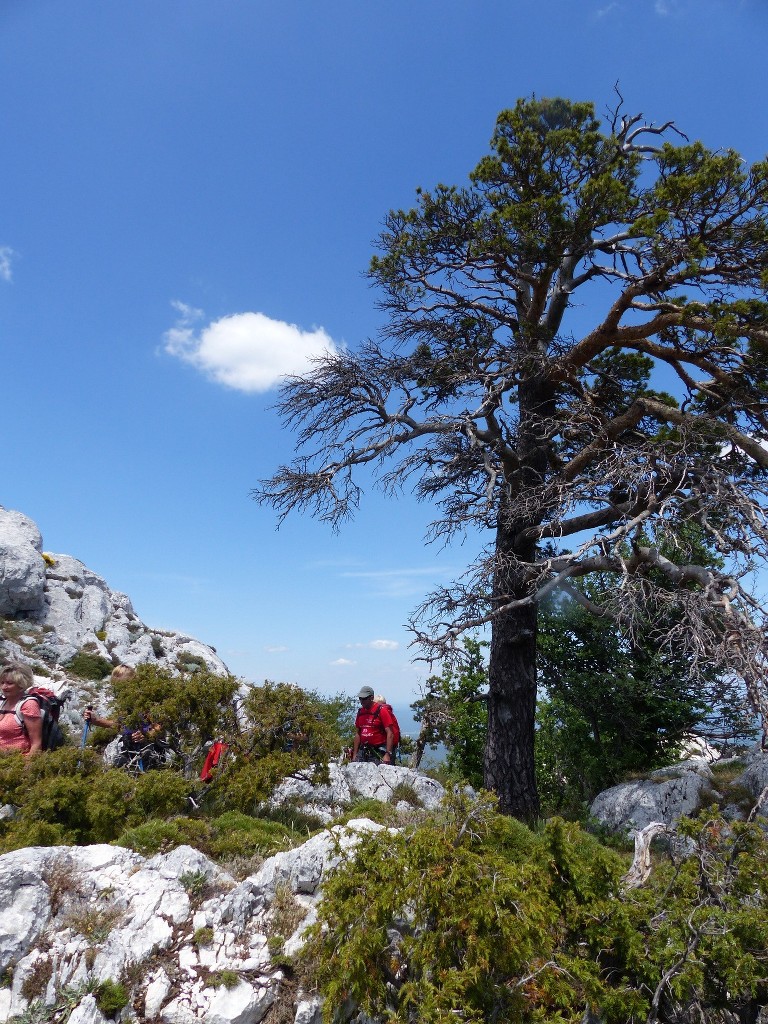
[[0, 759, 446, 1024], [0, 505, 228, 733]]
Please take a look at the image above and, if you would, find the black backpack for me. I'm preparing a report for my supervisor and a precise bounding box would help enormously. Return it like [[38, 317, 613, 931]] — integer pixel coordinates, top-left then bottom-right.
[[3, 687, 67, 750]]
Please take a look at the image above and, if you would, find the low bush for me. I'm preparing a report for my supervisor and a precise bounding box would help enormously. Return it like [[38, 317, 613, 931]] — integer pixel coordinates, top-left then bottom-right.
[[193, 926, 214, 948], [208, 970, 240, 990], [65, 651, 113, 680], [205, 811, 299, 860], [116, 817, 212, 857], [305, 793, 768, 1024], [95, 979, 129, 1017]]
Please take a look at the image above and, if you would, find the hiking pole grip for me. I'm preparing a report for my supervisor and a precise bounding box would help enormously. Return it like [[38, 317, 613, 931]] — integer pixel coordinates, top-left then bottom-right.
[[81, 706, 93, 749]]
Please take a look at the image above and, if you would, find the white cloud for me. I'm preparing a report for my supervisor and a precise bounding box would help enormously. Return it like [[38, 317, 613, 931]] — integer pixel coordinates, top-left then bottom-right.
[[264, 645, 289, 653], [163, 301, 338, 393], [340, 566, 454, 599], [0, 247, 15, 282], [331, 658, 356, 666], [370, 639, 398, 650], [346, 639, 400, 651], [594, 1, 620, 16]]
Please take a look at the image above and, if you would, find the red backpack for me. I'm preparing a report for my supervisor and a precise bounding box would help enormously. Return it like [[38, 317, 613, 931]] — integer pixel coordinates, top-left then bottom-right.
[[2, 687, 67, 751], [372, 702, 401, 749]]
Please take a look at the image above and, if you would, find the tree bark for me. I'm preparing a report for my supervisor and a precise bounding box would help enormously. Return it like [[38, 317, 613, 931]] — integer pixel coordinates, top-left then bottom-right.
[[485, 596, 540, 819], [483, 372, 553, 819]]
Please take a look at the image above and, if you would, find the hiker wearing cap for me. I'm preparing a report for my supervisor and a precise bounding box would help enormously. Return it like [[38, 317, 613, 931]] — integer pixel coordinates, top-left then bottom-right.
[[352, 685, 396, 764], [0, 663, 43, 757]]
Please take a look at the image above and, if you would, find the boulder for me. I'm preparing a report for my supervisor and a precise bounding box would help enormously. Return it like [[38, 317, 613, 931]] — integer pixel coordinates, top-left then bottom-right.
[[589, 762, 714, 833], [0, 505, 228, 682], [0, 508, 45, 616], [206, 979, 276, 1024], [269, 762, 446, 822]]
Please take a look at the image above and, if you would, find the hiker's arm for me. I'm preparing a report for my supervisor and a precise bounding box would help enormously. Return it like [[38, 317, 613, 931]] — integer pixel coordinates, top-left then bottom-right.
[[381, 726, 394, 764], [23, 713, 43, 756], [84, 710, 117, 729], [352, 731, 361, 759]]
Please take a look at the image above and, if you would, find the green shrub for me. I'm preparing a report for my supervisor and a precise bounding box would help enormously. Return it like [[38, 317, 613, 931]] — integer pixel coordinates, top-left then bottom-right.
[[131, 769, 191, 821], [83, 770, 134, 842], [305, 795, 768, 1024], [179, 869, 208, 898], [95, 978, 128, 1017], [175, 652, 207, 673], [116, 816, 212, 857], [389, 782, 422, 807], [208, 970, 240, 990], [109, 663, 242, 753], [193, 926, 214, 947], [333, 798, 398, 826], [205, 811, 300, 860], [66, 651, 113, 680]]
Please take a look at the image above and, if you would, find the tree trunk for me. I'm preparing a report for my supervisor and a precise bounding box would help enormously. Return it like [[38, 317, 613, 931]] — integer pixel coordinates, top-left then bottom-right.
[[483, 372, 552, 820], [485, 596, 540, 819]]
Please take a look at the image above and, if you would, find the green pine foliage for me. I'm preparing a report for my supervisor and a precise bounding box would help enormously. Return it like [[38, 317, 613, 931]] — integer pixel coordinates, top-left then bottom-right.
[[412, 639, 488, 789], [304, 794, 768, 1023]]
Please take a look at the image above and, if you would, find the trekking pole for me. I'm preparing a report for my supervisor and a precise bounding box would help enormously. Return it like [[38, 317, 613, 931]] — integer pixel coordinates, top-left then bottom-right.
[[80, 707, 93, 749]]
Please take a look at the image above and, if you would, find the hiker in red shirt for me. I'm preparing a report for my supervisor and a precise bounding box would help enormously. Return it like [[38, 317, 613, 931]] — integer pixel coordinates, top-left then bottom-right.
[[0, 663, 43, 757], [352, 685, 396, 764]]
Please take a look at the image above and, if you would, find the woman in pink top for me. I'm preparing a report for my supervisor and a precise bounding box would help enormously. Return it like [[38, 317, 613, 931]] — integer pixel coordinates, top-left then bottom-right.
[[0, 662, 43, 756]]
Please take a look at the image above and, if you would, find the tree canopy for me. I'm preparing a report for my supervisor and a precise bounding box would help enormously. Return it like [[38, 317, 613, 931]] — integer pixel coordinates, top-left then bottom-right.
[[257, 95, 768, 818]]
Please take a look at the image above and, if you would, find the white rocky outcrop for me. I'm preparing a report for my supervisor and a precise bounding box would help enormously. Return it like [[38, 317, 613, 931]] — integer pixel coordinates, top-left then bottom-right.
[[0, 505, 228, 683], [0, 510, 45, 617], [270, 761, 447, 822], [0, 820, 381, 1024], [589, 749, 768, 833]]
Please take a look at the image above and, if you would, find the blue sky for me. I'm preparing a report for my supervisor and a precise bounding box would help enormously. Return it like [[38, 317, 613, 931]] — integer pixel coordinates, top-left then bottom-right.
[[2, 0, 767, 704]]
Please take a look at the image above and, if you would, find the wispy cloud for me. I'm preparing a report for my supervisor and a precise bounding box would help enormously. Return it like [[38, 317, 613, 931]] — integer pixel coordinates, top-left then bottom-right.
[[331, 658, 356, 666], [264, 645, 289, 653], [0, 247, 15, 282], [340, 566, 454, 599], [346, 639, 399, 651], [163, 301, 338, 393], [305, 557, 366, 571], [594, 0, 679, 17]]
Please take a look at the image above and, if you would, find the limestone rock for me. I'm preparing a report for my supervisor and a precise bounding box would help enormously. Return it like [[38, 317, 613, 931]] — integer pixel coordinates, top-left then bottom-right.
[[248, 818, 389, 901], [0, 508, 45, 616], [294, 996, 323, 1024], [589, 763, 714, 833], [67, 995, 108, 1024], [206, 979, 277, 1024], [269, 762, 446, 822], [736, 747, 768, 803], [0, 505, 228, 691], [0, 818, 393, 1024]]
